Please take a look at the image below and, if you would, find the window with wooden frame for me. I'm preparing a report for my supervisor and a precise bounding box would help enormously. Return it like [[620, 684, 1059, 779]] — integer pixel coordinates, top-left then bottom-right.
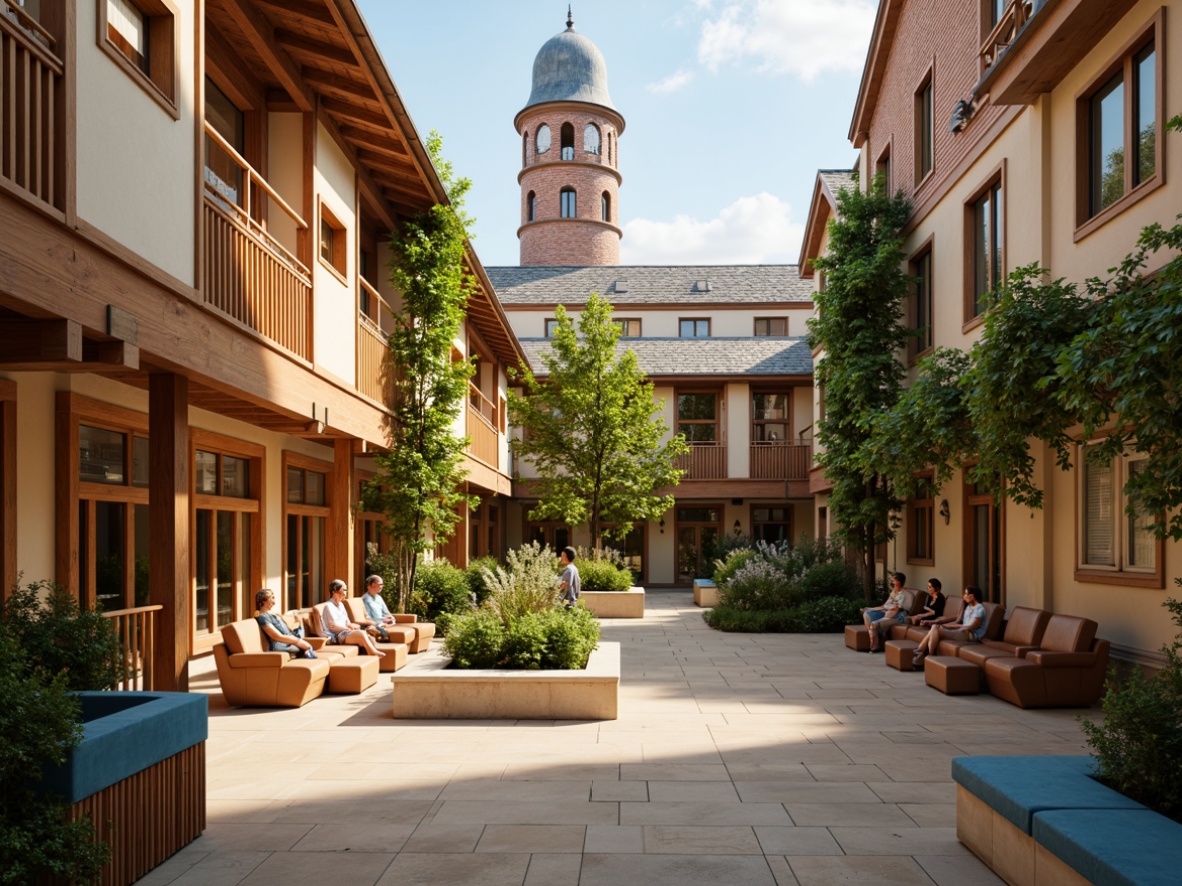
[[915, 70, 933, 184], [284, 453, 331, 610], [907, 473, 935, 565], [1075, 12, 1163, 239], [751, 505, 791, 545], [545, 318, 561, 337], [319, 201, 347, 280], [964, 166, 1004, 324], [1076, 446, 1163, 588], [751, 391, 790, 443], [356, 473, 389, 591], [676, 391, 719, 443], [875, 141, 892, 193], [753, 317, 788, 337], [615, 318, 641, 337], [909, 238, 934, 360], [191, 432, 262, 646], [679, 318, 710, 338], [0, 380, 14, 600], [99, 0, 178, 116]]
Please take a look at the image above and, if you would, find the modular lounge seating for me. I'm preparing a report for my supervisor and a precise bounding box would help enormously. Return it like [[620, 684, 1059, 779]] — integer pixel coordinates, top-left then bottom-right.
[[212, 619, 330, 708], [883, 596, 966, 671], [843, 588, 927, 651], [984, 614, 1109, 709], [920, 602, 1007, 693], [300, 606, 405, 684], [345, 597, 436, 655]]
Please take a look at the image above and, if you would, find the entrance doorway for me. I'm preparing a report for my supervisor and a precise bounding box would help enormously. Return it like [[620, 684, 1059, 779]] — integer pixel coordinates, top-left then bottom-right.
[[676, 505, 722, 582], [965, 479, 1002, 604]]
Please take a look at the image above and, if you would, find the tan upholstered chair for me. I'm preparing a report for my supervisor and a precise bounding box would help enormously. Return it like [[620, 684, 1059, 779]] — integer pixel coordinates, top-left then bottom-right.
[[212, 619, 330, 708]]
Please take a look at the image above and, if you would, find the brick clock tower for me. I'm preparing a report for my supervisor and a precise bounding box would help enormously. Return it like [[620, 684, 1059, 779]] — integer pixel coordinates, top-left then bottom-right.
[[515, 10, 624, 266]]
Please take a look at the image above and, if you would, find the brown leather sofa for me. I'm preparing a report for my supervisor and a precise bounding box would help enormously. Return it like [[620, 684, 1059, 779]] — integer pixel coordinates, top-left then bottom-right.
[[934, 601, 1006, 656], [213, 619, 330, 708], [344, 598, 434, 656], [957, 606, 1051, 667], [889, 596, 966, 642], [983, 614, 1109, 708], [300, 605, 408, 673], [843, 588, 926, 651]]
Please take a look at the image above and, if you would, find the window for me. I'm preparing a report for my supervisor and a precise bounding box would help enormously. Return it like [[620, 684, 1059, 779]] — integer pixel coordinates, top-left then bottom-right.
[[875, 143, 891, 192], [319, 202, 347, 279], [601, 191, 610, 222], [285, 456, 330, 610], [560, 122, 575, 160], [100, 0, 177, 115], [560, 187, 576, 218], [584, 123, 601, 154], [986, 0, 1007, 29], [527, 190, 536, 222], [679, 318, 709, 338], [915, 74, 933, 182], [752, 392, 789, 443], [752, 506, 791, 545], [545, 318, 561, 337], [910, 244, 933, 357], [522, 132, 528, 165], [1078, 16, 1162, 232], [907, 474, 935, 565], [676, 392, 718, 442], [536, 124, 551, 154], [753, 318, 787, 336], [615, 318, 641, 337], [1077, 448, 1163, 586], [607, 132, 613, 165], [204, 78, 244, 208], [966, 173, 1003, 321]]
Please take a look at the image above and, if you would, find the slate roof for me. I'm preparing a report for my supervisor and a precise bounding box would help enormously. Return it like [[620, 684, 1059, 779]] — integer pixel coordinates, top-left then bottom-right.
[[485, 265, 814, 306], [518, 336, 813, 378], [819, 169, 857, 199]]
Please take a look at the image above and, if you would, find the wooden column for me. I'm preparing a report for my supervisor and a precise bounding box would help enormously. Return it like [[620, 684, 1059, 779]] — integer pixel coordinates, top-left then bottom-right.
[[328, 437, 354, 587], [149, 374, 190, 691], [0, 381, 15, 600]]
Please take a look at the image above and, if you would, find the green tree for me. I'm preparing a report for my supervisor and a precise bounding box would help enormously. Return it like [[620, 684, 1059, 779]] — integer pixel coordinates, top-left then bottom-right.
[[366, 132, 475, 609], [508, 293, 687, 546], [808, 176, 913, 596]]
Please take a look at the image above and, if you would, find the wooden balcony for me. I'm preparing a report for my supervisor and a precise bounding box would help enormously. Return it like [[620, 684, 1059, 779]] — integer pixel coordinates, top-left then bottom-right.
[[102, 604, 162, 691], [1, 3, 64, 213], [202, 123, 311, 360], [979, 0, 1033, 75], [466, 383, 499, 468], [677, 442, 727, 480], [749, 443, 811, 481], [357, 278, 391, 404]]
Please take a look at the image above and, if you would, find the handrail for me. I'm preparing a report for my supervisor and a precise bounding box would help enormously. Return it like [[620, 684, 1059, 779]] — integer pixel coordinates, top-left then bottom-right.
[[980, 0, 1032, 70], [204, 122, 307, 231], [359, 277, 390, 325], [102, 604, 163, 691], [469, 382, 497, 423], [2, 1, 55, 49], [0, 9, 62, 72]]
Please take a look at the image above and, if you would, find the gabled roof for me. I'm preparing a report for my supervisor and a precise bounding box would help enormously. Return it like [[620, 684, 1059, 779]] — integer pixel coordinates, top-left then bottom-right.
[[798, 168, 856, 277], [518, 336, 813, 379], [848, 0, 904, 146], [486, 265, 814, 307]]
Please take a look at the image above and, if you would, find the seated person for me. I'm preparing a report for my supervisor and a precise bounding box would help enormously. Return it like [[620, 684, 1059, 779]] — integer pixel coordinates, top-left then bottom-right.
[[862, 571, 907, 652], [359, 574, 400, 640], [318, 580, 385, 658], [254, 588, 316, 659], [906, 578, 947, 626], [912, 585, 986, 665]]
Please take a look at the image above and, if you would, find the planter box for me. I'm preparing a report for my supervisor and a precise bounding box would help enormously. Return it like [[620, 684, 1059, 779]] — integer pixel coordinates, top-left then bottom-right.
[[43, 692, 208, 886], [580, 587, 645, 618], [693, 578, 719, 607], [953, 755, 1182, 886], [391, 641, 620, 720]]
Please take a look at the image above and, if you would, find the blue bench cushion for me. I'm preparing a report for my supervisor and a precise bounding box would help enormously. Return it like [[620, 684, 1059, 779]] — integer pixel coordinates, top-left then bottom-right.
[[952, 755, 1141, 833], [1034, 808, 1182, 886], [693, 579, 716, 588]]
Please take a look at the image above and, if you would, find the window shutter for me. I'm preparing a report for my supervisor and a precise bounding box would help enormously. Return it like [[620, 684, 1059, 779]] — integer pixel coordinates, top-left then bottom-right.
[[1084, 457, 1115, 566]]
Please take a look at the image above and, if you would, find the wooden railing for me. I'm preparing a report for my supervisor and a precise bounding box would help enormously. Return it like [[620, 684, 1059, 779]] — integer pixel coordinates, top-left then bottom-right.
[[466, 383, 499, 467], [102, 604, 163, 691], [677, 442, 727, 479], [357, 279, 390, 403], [1, 3, 64, 211], [750, 444, 811, 480], [980, 0, 1033, 73], [202, 123, 311, 360]]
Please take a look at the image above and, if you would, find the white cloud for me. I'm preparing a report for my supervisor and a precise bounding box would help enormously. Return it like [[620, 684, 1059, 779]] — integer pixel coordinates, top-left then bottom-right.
[[697, 0, 877, 81], [620, 193, 804, 265], [647, 69, 694, 94]]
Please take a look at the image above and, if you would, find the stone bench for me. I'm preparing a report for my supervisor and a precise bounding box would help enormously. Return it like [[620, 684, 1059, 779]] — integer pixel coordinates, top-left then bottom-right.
[[952, 755, 1181, 886], [693, 579, 719, 608], [580, 587, 645, 618]]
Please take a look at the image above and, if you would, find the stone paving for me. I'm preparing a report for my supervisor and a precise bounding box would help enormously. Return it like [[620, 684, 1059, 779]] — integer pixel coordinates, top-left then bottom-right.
[[138, 590, 1102, 886]]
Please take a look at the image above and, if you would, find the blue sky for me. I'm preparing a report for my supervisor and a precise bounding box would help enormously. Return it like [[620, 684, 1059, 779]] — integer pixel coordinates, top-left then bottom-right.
[[356, 1, 875, 268]]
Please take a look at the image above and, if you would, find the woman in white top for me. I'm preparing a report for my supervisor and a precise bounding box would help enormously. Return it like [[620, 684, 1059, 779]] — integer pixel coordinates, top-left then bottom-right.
[[912, 585, 987, 665], [863, 572, 908, 652], [319, 580, 384, 658]]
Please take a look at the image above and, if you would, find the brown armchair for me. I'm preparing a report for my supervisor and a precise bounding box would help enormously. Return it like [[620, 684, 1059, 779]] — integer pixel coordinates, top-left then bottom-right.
[[984, 615, 1108, 708], [935, 601, 1005, 656], [212, 619, 330, 708], [958, 606, 1051, 667]]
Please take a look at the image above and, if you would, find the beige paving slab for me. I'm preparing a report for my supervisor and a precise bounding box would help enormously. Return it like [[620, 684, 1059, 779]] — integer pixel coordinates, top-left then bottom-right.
[[580, 853, 778, 886], [829, 826, 966, 856], [785, 803, 918, 828], [753, 826, 844, 856], [238, 850, 395, 886], [643, 825, 763, 855], [475, 825, 587, 854], [400, 823, 486, 853], [289, 821, 416, 853], [188, 823, 313, 853], [428, 800, 619, 826], [620, 763, 730, 781], [376, 852, 531, 886], [524, 853, 584, 886], [735, 781, 882, 804], [591, 780, 648, 802], [914, 853, 1006, 885], [620, 801, 793, 826], [646, 780, 741, 802], [786, 854, 937, 885], [583, 825, 645, 854]]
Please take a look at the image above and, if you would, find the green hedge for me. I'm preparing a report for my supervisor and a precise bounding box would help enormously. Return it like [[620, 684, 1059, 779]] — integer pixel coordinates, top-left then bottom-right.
[[578, 559, 633, 593], [704, 597, 864, 634]]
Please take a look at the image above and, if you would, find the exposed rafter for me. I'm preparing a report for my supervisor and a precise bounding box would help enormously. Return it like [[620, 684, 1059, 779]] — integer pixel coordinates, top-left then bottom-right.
[[220, 0, 314, 111]]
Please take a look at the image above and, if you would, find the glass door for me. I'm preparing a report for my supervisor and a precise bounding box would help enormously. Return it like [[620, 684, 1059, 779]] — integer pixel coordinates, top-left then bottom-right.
[[676, 506, 722, 582], [965, 479, 1002, 603]]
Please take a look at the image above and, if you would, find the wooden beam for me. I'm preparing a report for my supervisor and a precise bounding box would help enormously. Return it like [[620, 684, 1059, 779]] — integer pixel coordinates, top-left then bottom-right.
[[327, 437, 354, 585], [356, 148, 417, 175], [253, 0, 334, 27], [275, 30, 356, 65], [219, 0, 313, 111], [205, 23, 264, 111], [0, 318, 82, 365], [301, 66, 375, 102], [339, 126, 410, 157], [149, 373, 190, 692], [319, 97, 390, 130]]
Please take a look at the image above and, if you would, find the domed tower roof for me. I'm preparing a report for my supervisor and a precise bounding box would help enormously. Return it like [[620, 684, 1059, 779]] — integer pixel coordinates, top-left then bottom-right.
[[523, 11, 617, 115]]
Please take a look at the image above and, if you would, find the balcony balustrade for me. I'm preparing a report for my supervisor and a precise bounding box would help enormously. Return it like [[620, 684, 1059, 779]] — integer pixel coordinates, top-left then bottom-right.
[[466, 383, 499, 468], [749, 443, 811, 481], [101, 604, 162, 691], [357, 278, 391, 404], [677, 442, 727, 480], [980, 0, 1033, 74]]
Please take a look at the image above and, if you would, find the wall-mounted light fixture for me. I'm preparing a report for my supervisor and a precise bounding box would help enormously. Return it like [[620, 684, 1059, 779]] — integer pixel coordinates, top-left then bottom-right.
[[939, 500, 951, 525], [733, 519, 742, 537], [659, 518, 665, 534]]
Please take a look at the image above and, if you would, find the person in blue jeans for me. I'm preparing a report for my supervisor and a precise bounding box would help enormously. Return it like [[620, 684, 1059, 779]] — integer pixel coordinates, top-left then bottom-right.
[[254, 588, 316, 658], [863, 572, 908, 651]]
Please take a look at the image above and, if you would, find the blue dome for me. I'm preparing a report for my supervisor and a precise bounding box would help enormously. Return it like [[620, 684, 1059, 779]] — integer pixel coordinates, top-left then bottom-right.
[[524, 25, 616, 113]]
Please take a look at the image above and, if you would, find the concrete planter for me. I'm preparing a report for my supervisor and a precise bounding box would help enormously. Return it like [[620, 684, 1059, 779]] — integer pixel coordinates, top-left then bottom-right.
[[693, 578, 720, 607], [391, 641, 620, 720], [580, 587, 645, 618]]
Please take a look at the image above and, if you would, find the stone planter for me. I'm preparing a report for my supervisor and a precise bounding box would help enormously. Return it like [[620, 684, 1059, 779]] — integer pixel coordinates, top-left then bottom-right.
[[580, 587, 645, 618], [43, 692, 208, 886], [693, 578, 719, 607], [391, 641, 620, 720]]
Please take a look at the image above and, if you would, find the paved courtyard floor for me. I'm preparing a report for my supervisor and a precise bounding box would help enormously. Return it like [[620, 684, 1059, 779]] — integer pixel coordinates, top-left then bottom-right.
[[140, 590, 1102, 885]]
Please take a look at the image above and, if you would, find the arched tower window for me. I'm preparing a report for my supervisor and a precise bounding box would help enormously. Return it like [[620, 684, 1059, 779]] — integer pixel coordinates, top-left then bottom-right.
[[601, 191, 610, 222], [560, 187, 576, 218], [522, 133, 528, 165], [536, 124, 551, 154], [560, 122, 574, 160], [527, 191, 536, 222], [606, 132, 613, 165], [584, 123, 600, 155]]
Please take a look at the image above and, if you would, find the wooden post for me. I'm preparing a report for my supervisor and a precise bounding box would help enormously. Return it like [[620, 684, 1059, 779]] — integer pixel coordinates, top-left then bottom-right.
[[149, 374, 190, 691], [328, 437, 354, 587]]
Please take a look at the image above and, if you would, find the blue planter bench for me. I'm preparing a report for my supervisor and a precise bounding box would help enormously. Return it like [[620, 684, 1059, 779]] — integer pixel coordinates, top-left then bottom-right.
[[953, 755, 1182, 886]]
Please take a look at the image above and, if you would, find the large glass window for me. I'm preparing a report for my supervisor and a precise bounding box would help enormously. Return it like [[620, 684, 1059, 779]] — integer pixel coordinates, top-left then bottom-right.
[[560, 122, 575, 160], [752, 506, 790, 545], [535, 124, 551, 154], [753, 318, 787, 336], [677, 393, 718, 443], [915, 75, 933, 182], [752, 392, 789, 443], [560, 187, 576, 218], [679, 318, 710, 338], [911, 247, 933, 356], [204, 77, 244, 206], [102, 0, 176, 110], [285, 459, 330, 609], [970, 179, 1003, 319], [601, 191, 610, 222], [1079, 450, 1158, 579], [615, 318, 641, 337], [584, 123, 600, 154], [907, 474, 934, 564]]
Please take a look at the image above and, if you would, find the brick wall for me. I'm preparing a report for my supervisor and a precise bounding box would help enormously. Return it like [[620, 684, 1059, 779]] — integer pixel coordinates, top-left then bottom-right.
[[520, 220, 620, 266]]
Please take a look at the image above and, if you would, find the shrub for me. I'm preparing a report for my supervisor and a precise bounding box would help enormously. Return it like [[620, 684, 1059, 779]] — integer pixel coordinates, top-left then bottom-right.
[[719, 558, 794, 611], [796, 560, 862, 604], [577, 559, 633, 593], [539, 606, 600, 669], [482, 542, 561, 625], [466, 556, 500, 604], [1081, 592, 1182, 823], [442, 609, 505, 669], [445, 594, 600, 670], [713, 532, 756, 563], [712, 547, 760, 586], [411, 558, 473, 627], [789, 596, 866, 632]]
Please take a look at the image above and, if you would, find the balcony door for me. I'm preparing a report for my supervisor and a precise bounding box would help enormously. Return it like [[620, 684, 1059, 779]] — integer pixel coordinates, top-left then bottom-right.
[[964, 477, 1003, 604], [677, 506, 722, 582]]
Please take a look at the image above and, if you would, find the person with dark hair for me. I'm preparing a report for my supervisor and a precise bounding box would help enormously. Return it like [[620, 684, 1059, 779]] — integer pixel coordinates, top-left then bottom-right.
[[907, 578, 947, 626], [558, 546, 580, 607], [912, 585, 986, 666], [318, 579, 384, 657], [863, 571, 908, 652], [254, 589, 317, 659]]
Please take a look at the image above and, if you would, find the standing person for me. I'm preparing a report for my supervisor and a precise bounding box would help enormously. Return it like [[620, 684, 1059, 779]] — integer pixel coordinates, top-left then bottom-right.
[[254, 589, 317, 659], [863, 572, 908, 652], [318, 580, 384, 657], [912, 586, 986, 666], [907, 578, 947, 626], [558, 546, 581, 608]]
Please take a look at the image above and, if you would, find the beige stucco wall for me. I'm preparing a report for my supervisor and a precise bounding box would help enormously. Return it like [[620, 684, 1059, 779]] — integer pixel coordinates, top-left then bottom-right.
[[312, 123, 357, 386], [726, 384, 748, 477], [74, 0, 197, 284], [266, 112, 304, 260], [7, 372, 57, 582]]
